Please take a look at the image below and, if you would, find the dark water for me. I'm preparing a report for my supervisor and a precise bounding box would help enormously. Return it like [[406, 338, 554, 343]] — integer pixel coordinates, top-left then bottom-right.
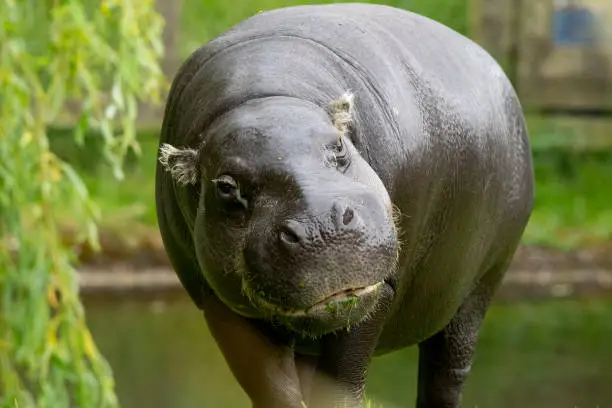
[[85, 295, 612, 408]]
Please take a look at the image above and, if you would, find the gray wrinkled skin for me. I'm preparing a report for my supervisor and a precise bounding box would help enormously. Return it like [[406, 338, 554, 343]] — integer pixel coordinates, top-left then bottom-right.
[[155, 4, 534, 408]]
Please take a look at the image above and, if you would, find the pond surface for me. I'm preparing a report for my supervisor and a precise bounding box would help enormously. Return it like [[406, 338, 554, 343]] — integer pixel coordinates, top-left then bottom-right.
[[85, 295, 612, 408]]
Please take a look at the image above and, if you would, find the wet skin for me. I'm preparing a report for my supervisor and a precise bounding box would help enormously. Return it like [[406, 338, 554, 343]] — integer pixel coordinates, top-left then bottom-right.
[[155, 3, 534, 408]]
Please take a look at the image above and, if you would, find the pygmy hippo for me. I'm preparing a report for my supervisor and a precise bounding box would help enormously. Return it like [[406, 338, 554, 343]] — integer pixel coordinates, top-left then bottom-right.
[[155, 3, 534, 408]]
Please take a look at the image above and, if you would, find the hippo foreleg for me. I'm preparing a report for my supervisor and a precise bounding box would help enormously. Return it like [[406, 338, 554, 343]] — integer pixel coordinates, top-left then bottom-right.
[[415, 265, 508, 408], [306, 282, 395, 408], [200, 288, 306, 408]]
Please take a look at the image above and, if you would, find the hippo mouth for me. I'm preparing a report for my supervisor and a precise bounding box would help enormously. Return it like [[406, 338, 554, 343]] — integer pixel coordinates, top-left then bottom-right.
[[279, 282, 383, 317], [245, 280, 385, 336]]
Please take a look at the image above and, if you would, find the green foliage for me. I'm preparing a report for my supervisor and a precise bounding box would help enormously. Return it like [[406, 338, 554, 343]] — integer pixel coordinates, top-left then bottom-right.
[[49, 127, 160, 229], [523, 116, 612, 249], [0, 0, 165, 407], [179, 0, 469, 59], [524, 148, 612, 249]]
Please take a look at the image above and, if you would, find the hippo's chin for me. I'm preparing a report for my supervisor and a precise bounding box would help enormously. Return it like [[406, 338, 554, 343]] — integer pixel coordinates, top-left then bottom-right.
[[251, 282, 384, 337]]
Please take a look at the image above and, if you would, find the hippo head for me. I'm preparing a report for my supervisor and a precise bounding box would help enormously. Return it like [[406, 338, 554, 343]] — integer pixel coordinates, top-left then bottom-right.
[[159, 93, 399, 337]]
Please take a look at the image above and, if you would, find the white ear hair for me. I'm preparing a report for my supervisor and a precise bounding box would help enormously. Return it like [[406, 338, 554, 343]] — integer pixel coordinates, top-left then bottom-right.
[[158, 143, 200, 185], [328, 91, 355, 135]]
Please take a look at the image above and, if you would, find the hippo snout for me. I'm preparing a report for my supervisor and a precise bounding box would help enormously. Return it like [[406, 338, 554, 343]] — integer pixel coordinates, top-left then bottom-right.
[[241, 193, 398, 336]]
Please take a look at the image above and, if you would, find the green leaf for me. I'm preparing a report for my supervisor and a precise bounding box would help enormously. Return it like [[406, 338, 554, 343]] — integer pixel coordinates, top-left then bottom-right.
[[74, 111, 89, 147]]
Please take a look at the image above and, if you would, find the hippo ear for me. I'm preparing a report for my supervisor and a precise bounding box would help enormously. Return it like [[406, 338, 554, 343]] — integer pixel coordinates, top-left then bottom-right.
[[327, 92, 355, 135], [158, 143, 200, 185]]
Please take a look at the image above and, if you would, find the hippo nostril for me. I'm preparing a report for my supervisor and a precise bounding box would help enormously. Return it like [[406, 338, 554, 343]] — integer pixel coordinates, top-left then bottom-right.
[[342, 207, 354, 226], [280, 228, 300, 244], [278, 222, 303, 247]]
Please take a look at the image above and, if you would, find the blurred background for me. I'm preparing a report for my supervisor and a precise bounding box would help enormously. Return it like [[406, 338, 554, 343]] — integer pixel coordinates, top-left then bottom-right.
[[2, 0, 612, 407]]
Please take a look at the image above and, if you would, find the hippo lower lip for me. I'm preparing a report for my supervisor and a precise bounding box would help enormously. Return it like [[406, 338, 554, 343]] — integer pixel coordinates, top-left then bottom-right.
[[246, 280, 385, 337], [279, 281, 383, 317]]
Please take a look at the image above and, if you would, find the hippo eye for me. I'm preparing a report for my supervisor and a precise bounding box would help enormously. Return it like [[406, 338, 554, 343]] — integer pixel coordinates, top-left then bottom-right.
[[213, 175, 237, 197], [212, 175, 249, 210]]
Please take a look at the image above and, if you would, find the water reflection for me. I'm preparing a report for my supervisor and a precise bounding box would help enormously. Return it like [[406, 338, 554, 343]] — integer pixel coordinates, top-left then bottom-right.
[[85, 295, 612, 408]]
